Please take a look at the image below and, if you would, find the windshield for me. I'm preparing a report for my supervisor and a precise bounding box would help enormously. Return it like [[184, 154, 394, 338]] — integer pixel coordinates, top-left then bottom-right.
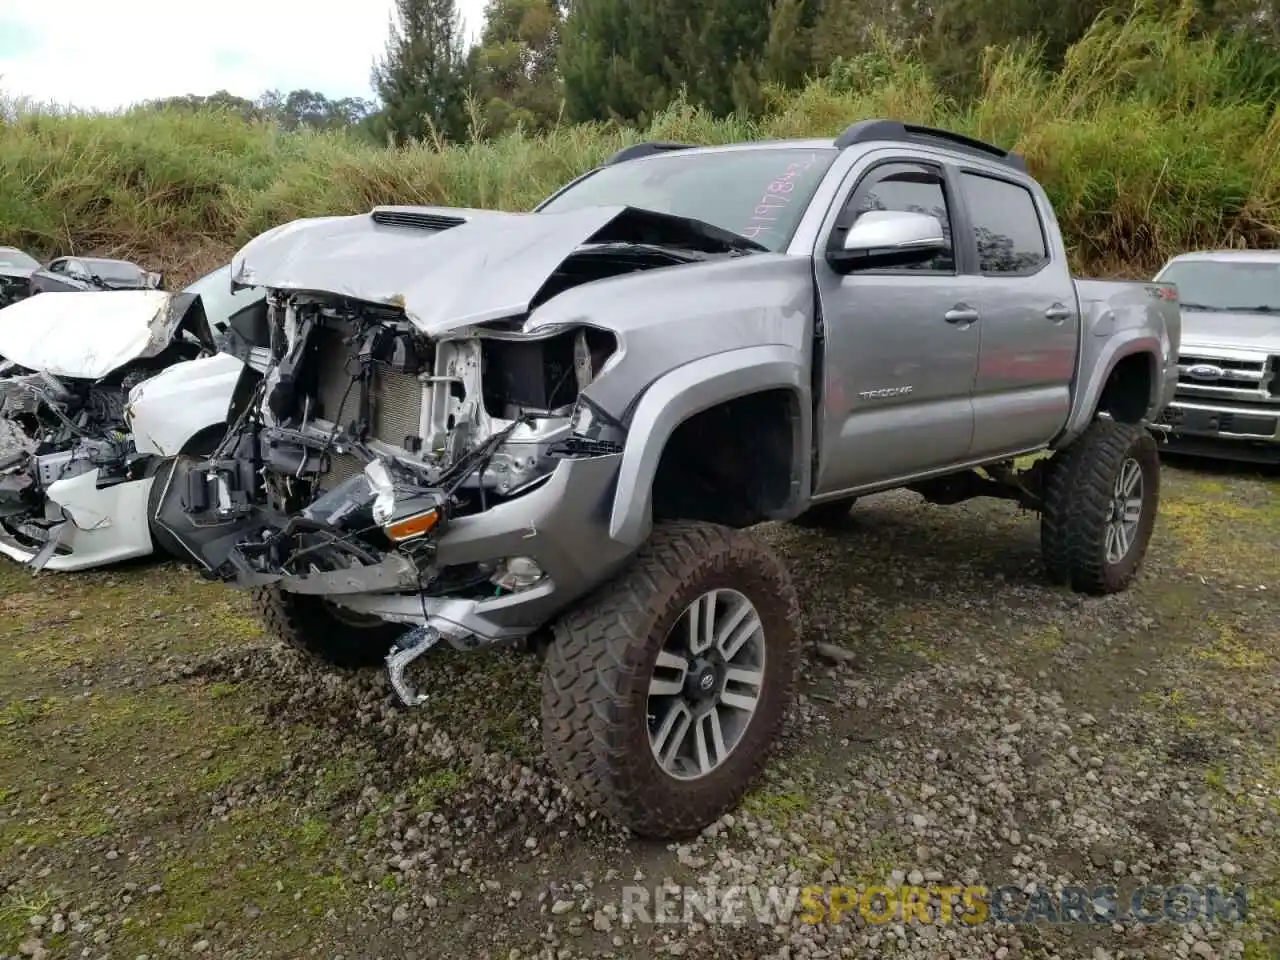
[[0, 247, 39, 271], [87, 259, 147, 283], [538, 147, 839, 253], [183, 263, 265, 326], [1157, 259, 1280, 313]]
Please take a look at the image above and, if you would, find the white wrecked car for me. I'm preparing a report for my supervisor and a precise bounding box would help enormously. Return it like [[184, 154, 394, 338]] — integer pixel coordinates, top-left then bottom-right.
[[0, 265, 263, 571]]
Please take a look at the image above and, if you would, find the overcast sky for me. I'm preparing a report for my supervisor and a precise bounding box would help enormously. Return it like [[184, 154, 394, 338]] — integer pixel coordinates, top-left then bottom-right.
[[0, 0, 488, 111]]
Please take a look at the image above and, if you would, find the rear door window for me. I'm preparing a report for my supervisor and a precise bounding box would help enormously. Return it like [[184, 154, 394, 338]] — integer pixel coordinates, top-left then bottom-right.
[[959, 173, 1049, 276]]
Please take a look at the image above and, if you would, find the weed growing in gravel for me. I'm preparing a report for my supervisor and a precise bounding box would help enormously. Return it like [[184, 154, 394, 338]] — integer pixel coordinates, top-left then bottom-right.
[[1195, 614, 1271, 670], [410, 767, 473, 811], [0, 698, 53, 728], [743, 790, 812, 826]]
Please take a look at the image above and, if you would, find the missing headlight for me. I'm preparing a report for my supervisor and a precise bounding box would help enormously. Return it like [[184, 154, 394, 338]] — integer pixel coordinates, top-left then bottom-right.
[[480, 327, 617, 419]]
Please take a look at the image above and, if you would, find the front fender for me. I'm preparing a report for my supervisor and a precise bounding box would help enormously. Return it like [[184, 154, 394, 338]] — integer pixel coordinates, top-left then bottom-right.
[[608, 345, 810, 545], [127, 352, 243, 457]]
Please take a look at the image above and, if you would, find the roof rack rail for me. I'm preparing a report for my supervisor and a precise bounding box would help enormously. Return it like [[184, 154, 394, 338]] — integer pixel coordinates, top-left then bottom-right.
[[834, 119, 1027, 172], [603, 141, 695, 165]]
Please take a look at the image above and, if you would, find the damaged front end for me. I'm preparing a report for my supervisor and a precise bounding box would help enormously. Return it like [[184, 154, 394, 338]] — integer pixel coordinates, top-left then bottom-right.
[[0, 291, 219, 570], [162, 203, 761, 701], [167, 292, 626, 592]]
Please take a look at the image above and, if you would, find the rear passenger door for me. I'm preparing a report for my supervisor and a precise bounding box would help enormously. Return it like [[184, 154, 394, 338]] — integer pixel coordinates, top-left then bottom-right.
[[812, 157, 986, 494], [958, 171, 1081, 458]]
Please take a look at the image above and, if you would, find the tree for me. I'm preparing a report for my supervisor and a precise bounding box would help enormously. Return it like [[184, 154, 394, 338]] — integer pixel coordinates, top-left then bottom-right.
[[560, 0, 675, 123], [143, 90, 262, 122], [560, 0, 818, 123], [253, 89, 375, 131], [371, 0, 470, 144], [762, 0, 812, 87], [470, 0, 564, 136]]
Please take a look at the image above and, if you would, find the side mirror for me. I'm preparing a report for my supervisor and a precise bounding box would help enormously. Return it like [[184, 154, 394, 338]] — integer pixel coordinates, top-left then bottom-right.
[[148, 272, 165, 290], [827, 210, 947, 273]]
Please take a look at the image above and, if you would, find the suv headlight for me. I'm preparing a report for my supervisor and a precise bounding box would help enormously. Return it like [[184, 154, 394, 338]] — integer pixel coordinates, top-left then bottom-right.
[[364, 460, 396, 525]]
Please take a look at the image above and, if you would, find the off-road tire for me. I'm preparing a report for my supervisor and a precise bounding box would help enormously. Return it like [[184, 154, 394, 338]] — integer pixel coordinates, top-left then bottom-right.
[[253, 587, 401, 669], [789, 496, 859, 529], [1040, 419, 1160, 594], [541, 520, 800, 839]]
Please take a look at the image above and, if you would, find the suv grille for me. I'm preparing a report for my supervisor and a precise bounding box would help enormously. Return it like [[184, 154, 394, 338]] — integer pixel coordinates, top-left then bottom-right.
[[1175, 352, 1279, 407]]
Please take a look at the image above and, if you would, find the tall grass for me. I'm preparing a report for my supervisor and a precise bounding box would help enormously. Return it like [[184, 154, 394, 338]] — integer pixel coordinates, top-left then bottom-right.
[[0, 5, 1276, 282]]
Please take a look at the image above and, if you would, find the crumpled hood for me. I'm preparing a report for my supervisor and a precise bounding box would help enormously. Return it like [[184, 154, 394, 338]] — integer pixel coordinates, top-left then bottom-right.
[[0, 289, 205, 380], [230, 204, 761, 334], [1180, 309, 1280, 353]]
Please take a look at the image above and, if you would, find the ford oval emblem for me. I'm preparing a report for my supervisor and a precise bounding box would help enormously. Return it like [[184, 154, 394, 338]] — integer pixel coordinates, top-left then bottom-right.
[[1187, 364, 1225, 380]]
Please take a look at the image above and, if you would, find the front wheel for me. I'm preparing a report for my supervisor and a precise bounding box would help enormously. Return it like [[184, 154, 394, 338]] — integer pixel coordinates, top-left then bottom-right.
[[1040, 420, 1160, 594], [541, 521, 800, 839], [254, 587, 401, 669]]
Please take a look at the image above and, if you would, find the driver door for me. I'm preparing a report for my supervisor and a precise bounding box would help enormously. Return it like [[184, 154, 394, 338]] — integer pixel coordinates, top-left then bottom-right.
[[811, 158, 982, 494]]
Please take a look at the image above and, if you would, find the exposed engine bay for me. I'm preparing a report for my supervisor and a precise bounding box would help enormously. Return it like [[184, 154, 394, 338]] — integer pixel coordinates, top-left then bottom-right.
[[162, 204, 765, 603], [0, 345, 206, 567], [169, 292, 624, 592], [0, 289, 220, 568]]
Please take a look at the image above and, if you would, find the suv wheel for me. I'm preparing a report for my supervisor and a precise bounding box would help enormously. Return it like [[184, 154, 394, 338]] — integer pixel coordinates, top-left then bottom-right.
[[1040, 420, 1160, 594], [541, 521, 800, 839], [254, 587, 401, 668]]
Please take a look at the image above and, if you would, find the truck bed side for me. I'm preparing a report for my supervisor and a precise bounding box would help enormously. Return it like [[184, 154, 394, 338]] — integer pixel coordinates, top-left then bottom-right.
[[1055, 278, 1181, 446]]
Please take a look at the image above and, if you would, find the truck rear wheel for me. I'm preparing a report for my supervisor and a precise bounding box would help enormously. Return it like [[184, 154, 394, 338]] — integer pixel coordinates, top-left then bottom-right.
[[1040, 420, 1160, 594], [253, 587, 400, 669], [541, 521, 800, 839]]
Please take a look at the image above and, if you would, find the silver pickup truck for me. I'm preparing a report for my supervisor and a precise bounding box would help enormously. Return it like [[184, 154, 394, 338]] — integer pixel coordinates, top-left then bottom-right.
[[139, 120, 1181, 839], [1151, 250, 1279, 463]]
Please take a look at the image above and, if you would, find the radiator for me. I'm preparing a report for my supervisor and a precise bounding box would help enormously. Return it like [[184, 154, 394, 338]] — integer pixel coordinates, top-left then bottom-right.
[[311, 322, 425, 490]]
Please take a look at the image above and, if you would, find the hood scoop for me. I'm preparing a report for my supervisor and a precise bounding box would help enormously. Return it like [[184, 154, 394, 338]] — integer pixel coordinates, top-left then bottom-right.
[[371, 207, 469, 231]]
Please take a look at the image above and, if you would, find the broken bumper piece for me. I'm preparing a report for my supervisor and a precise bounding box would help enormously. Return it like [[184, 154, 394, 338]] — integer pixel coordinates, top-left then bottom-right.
[[0, 471, 158, 573], [386, 625, 442, 707], [222, 542, 424, 595], [185, 454, 636, 698]]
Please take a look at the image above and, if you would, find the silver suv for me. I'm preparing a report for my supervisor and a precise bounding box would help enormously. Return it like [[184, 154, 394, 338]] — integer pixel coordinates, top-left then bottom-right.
[[145, 120, 1181, 839]]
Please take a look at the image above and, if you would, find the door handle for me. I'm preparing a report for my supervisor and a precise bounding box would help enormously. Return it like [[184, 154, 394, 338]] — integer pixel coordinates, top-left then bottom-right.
[[944, 305, 979, 324], [1045, 303, 1070, 321]]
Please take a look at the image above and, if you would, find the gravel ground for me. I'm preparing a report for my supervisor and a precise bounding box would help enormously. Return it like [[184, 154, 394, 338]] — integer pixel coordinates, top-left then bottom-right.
[[1, 454, 1277, 960]]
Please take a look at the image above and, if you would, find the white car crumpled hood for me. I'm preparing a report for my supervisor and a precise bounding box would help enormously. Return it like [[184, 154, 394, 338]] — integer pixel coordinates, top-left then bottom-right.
[[0, 289, 177, 379]]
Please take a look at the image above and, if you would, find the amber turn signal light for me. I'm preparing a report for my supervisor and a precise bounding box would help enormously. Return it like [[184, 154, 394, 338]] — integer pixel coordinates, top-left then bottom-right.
[[384, 509, 440, 542]]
